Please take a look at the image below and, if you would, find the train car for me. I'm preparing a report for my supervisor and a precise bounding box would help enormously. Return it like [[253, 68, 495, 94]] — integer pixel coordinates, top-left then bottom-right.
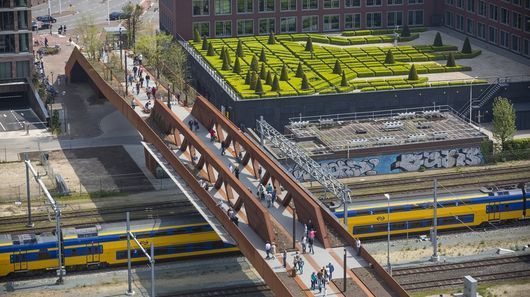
[[0, 215, 238, 277], [333, 185, 529, 239]]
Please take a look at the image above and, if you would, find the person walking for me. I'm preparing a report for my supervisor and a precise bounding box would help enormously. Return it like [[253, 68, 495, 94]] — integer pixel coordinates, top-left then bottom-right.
[[145, 74, 150, 88], [310, 272, 317, 290], [266, 183, 272, 194], [327, 262, 334, 280], [270, 243, 276, 259], [301, 235, 307, 254], [298, 257, 304, 274], [151, 86, 157, 99], [265, 242, 271, 259], [193, 119, 199, 131], [228, 164, 234, 173], [146, 86, 151, 100], [266, 192, 272, 208], [322, 278, 328, 297], [132, 65, 138, 78], [139, 75, 144, 88], [356, 238, 362, 256], [128, 73, 134, 86], [209, 128, 216, 142], [282, 249, 287, 268], [271, 187, 277, 205], [234, 167, 240, 180], [317, 270, 323, 293], [308, 236, 314, 254], [293, 252, 300, 274], [188, 120, 193, 131], [135, 82, 140, 95], [220, 141, 226, 155]]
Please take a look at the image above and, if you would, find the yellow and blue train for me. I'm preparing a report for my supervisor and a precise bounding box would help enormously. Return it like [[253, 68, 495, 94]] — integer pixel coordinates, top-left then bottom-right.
[[0, 214, 238, 277], [333, 185, 529, 238]]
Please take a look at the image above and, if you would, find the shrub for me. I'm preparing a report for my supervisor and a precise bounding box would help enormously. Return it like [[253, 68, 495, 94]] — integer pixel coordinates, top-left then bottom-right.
[[384, 49, 394, 64], [236, 40, 244, 57], [219, 47, 225, 60], [259, 63, 267, 79], [250, 55, 259, 71], [462, 37, 472, 54], [207, 42, 215, 56], [340, 71, 348, 87], [433, 32, 443, 46], [446, 52, 456, 67], [255, 79, 264, 94], [280, 64, 289, 81], [271, 75, 280, 91], [260, 47, 267, 62], [245, 70, 251, 84], [221, 55, 230, 70], [295, 62, 304, 78], [401, 24, 411, 37], [408, 64, 419, 80], [233, 57, 241, 74], [305, 37, 313, 52], [193, 29, 201, 43], [249, 71, 257, 90], [266, 71, 272, 85], [301, 74, 310, 90], [268, 32, 276, 45], [201, 36, 208, 50], [333, 60, 342, 74], [361, 87, 376, 92], [225, 49, 232, 65]]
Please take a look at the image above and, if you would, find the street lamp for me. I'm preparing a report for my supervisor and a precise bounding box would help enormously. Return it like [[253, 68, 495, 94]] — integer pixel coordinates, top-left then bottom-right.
[[119, 27, 123, 70], [384, 193, 392, 276], [469, 76, 478, 123]]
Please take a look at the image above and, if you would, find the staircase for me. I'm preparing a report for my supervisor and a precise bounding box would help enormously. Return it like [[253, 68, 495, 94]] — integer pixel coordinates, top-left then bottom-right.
[[458, 78, 508, 121]]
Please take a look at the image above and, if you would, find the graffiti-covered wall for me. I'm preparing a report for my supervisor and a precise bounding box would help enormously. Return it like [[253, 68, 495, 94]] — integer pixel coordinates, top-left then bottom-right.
[[284, 147, 484, 181]]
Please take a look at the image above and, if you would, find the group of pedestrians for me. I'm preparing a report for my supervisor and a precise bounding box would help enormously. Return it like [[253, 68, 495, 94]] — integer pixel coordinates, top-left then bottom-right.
[[301, 219, 317, 254], [257, 183, 277, 208], [128, 57, 158, 111], [264, 241, 277, 259], [310, 263, 335, 295]]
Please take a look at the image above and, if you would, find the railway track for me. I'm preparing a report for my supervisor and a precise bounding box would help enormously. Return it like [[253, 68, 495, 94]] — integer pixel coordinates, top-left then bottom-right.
[[166, 284, 271, 297], [394, 254, 530, 291]]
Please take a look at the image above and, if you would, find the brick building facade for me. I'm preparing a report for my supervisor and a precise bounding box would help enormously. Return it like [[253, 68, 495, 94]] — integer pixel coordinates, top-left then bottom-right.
[[0, 0, 33, 80]]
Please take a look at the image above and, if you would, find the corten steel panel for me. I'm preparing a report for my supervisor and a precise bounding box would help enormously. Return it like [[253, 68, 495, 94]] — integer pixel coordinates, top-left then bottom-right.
[[151, 99, 276, 244], [191, 95, 331, 248], [63, 47, 298, 297]]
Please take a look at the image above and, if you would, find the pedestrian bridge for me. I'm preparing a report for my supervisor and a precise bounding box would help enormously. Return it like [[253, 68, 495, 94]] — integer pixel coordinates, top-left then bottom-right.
[[65, 47, 408, 297]]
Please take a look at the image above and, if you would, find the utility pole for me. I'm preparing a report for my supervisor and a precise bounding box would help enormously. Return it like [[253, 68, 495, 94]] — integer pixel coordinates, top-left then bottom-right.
[[59, 0, 62, 14], [385, 193, 391, 275], [48, 0, 52, 35], [292, 206, 296, 250], [126, 212, 134, 295], [127, 212, 155, 296], [431, 179, 440, 262], [107, 0, 110, 25], [343, 248, 347, 292], [25, 153, 34, 228]]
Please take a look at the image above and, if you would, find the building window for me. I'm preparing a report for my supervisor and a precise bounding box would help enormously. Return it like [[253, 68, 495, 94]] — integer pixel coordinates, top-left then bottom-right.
[[215, 0, 231, 15], [18, 33, 29, 52], [446, 0, 455, 5], [281, 0, 296, 11], [489, 4, 498, 21], [466, 18, 474, 34], [500, 8, 509, 24], [408, 10, 423, 26], [500, 30, 509, 47], [280, 17, 297, 32], [525, 0, 530, 9], [523, 39, 529, 57], [302, 0, 318, 10], [258, 0, 274, 12], [14, 0, 28, 7], [302, 16, 319, 32], [478, 1, 486, 16], [466, 0, 475, 12], [259, 18, 275, 34], [193, 22, 210, 37], [512, 12, 522, 30], [525, 16, 530, 32], [192, 0, 210, 16], [0, 12, 15, 31], [366, 0, 382, 6], [512, 35, 520, 52], [237, 0, 253, 13], [512, 0, 521, 5], [445, 11, 454, 27], [345, 13, 361, 29], [323, 15, 340, 31], [456, 0, 464, 8], [17, 11, 29, 30], [323, 0, 339, 9], [387, 11, 403, 26], [345, 0, 360, 7], [477, 22, 486, 39], [215, 20, 232, 37], [16, 61, 29, 78], [366, 12, 382, 28], [388, 0, 403, 5], [0, 34, 15, 53], [456, 14, 464, 31], [0, 62, 11, 79], [408, 0, 423, 4], [237, 19, 254, 35], [489, 26, 497, 43]]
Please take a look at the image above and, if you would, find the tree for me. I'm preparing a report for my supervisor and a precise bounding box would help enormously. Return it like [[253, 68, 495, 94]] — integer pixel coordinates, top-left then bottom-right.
[[341, 71, 348, 87], [221, 54, 230, 70], [265, 70, 272, 85], [462, 37, 472, 54], [74, 16, 102, 60], [384, 49, 394, 64], [271, 75, 280, 91], [333, 60, 342, 74], [401, 24, 411, 37], [193, 29, 201, 43], [295, 62, 304, 78], [259, 47, 267, 62], [268, 32, 275, 45], [206, 42, 215, 56], [219, 47, 225, 60], [492, 96, 517, 150], [249, 71, 258, 90], [280, 64, 289, 81], [201, 35, 208, 50], [260, 63, 267, 79], [433, 32, 443, 46], [408, 64, 419, 80], [255, 79, 264, 94], [136, 32, 177, 78], [305, 37, 313, 51], [122, 3, 143, 49], [250, 55, 259, 71], [233, 57, 241, 74], [224, 49, 232, 65], [236, 40, 244, 57], [301, 74, 310, 90], [245, 70, 251, 84], [164, 43, 189, 94], [446, 52, 456, 67]]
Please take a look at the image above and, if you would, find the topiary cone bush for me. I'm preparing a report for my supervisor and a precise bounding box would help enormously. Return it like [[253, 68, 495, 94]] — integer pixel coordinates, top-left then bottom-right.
[[295, 62, 304, 78], [341, 71, 348, 87], [221, 54, 230, 70], [446, 52, 456, 67], [408, 64, 419, 81], [219, 47, 225, 60], [255, 79, 264, 94], [305, 37, 313, 52], [301, 74, 310, 90], [333, 60, 342, 74], [236, 40, 244, 57], [250, 55, 259, 71], [233, 57, 241, 74], [260, 63, 267, 80], [259, 47, 267, 62], [462, 37, 472, 54], [201, 36, 208, 50], [225, 49, 232, 65], [271, 75, 280, 91], [433, 32, 443, 47], [280, 64, 289, 81], [244, 70, 251, 84], [266, 71, 272, 85], [249, 71, 257, 90], [385, 49, 395, 64], [268, 32, 276, 45], [206, 42, 215, 56], [193, 29, 201, 43], [401, 24, 411, 37]]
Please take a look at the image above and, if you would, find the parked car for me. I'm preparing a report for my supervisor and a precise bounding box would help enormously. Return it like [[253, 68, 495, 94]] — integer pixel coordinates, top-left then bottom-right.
[[109, 11, 129, 21], [36, 15, 57, 23], [32, 21, 38, 31]]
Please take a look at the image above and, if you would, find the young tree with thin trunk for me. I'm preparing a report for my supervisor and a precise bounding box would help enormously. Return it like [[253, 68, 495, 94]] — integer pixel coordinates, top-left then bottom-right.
[[122, 3, 143, 49], [74, 16, 102, 60], [492, 96, 517, 151], [136, 32, 175, 79]]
